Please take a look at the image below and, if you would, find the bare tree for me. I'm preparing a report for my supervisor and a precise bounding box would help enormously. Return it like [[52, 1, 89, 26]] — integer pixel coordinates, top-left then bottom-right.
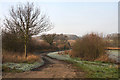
[[4, 2, 52, 57], [41, 34, 56, 46]]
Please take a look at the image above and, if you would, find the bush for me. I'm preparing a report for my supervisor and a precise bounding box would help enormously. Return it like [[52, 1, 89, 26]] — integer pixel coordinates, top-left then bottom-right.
[[2, 32, 24, 52], [2, 31, 39, 53], [70, 33, 105, 61]]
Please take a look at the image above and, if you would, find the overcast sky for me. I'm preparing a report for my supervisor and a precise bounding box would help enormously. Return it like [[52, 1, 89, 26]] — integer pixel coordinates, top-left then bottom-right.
[[0, 0, 118, 36]]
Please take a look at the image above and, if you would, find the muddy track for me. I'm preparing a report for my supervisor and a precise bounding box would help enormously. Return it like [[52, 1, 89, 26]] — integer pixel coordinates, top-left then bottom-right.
[[31, 53, 85, 78], [32, 54, 63, 71], [3, 53, 85, 78]]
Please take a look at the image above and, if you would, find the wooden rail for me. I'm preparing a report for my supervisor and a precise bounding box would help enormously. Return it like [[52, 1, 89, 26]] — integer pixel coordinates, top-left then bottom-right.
[[105, 47, 120, 50]]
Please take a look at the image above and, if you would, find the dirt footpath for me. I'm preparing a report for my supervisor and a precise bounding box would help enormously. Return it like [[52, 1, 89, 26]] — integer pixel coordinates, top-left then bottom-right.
[[2, 54, 85, 78]]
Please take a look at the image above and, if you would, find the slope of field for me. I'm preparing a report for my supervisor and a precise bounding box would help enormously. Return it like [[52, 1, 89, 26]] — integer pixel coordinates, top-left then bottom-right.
[[47, 52, 118, 78]]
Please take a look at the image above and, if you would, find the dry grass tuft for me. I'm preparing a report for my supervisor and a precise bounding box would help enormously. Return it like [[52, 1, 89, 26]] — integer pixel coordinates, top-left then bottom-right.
[[2, 50, 40, 63], [95, 54, 116, 63], [64, 50, 71, 55]]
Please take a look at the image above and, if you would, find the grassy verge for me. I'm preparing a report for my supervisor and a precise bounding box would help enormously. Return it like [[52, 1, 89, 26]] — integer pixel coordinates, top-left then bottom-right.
[[2, 65, 23, 73], [2, 61, 44, 72], [68, 58, 118, 78], [3, 51, 40, 63], [47, 52, 119, 78], [2, 51, 44, 72]]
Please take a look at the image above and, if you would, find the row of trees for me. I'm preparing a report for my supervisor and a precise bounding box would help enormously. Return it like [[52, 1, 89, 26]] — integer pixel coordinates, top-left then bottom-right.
[[105, 33, 120, 47], [41, 34, 69, 45], [41, 34, 56, 46], [2, 2, 52, 57], [41, 34, 71, 50]]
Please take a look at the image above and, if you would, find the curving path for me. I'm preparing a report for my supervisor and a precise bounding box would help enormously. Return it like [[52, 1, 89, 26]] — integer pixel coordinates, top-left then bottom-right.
[[2, 53, 85, 78]]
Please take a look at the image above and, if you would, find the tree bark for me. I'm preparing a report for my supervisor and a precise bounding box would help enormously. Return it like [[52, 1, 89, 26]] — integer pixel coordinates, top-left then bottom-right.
[[24, 34, 27, 58], [24, 43, 27, 58]]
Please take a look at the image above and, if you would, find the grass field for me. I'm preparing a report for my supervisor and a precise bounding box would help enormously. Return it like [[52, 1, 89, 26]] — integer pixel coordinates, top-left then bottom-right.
[[47, 52, 119, 78]]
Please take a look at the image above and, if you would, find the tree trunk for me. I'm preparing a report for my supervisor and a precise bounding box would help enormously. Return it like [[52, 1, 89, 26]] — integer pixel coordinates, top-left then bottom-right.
[[24, 43, 27, 58], [24, 33, 27, 58]]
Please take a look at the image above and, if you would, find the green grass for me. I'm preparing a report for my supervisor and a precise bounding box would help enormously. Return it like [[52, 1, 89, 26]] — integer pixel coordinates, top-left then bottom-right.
[[2, 65, 23, 73], [2, 61, 44, 72], [72, 60, 118, 78], [47, 52, 119, 78], [67, 57, 118, 78]]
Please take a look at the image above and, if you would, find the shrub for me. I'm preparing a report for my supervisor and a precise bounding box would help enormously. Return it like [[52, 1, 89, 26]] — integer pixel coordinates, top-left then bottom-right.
[[2, 31, 51, 53], [2, 32, 24, 52], [70, 33, 105, 61], [2, 31, 34, 53]]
